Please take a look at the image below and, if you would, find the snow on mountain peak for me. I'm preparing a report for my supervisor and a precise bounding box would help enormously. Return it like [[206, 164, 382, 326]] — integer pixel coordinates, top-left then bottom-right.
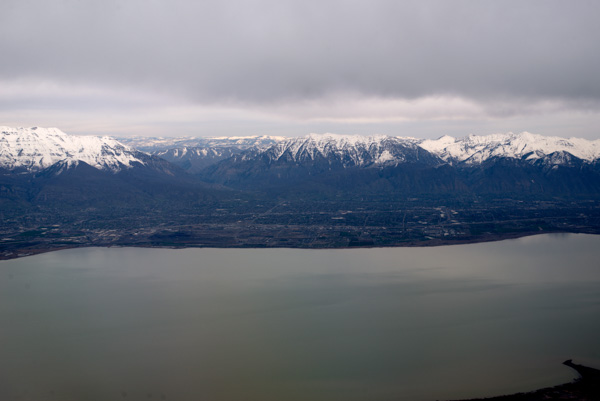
[[262, 133, 423, 167], [4, 127, 599, 174], [305, 133, 389, 146], [117, 134, 286, 152], [420, 131, 600, 164], [0, 126, 145, 173]]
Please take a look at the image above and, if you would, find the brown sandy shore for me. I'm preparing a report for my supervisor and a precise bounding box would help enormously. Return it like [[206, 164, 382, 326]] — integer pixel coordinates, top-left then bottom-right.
[[446, 360, 600, 401]]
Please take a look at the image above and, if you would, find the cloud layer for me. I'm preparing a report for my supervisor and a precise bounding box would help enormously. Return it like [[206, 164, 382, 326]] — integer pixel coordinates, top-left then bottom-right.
[[1, 0, 600, 137]]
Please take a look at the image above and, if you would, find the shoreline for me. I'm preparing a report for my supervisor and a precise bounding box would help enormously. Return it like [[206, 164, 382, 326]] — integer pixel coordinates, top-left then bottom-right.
[[446, 360, 600, 401], [1, 230, 594, 261]]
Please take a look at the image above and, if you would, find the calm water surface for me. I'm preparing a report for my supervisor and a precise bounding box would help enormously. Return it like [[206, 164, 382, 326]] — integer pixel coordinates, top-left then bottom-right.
[[1, 234, 600, 401]]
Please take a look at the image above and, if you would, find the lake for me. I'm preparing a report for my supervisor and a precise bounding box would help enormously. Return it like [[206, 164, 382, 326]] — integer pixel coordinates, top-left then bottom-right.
[[1, 234, 599, 401]]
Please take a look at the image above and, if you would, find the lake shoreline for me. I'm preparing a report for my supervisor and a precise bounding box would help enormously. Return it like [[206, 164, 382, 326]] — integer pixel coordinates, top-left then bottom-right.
[[2, 236, 599, 401], [447, 360, 600, 401], [1, 229, 594, 261]]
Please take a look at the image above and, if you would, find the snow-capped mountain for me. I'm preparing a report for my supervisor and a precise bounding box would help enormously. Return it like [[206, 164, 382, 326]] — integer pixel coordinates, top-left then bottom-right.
[[196, 131, 600, 196], [0, 126, 148, 173], [134, 136, 285, 173], [420, 132, 600, 165], [155, 147, 234, 159], [117, 135, 286, 152], [242, 133, 433, 167], [212, 132, 600, 169], [153, 146, 241, 173], [5, 128, 599, 176], [3, 126, 600, 212]]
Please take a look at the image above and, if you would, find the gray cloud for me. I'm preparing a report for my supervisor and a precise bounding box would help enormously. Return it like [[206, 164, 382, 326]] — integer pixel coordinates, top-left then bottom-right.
[[1, 0, 599, 104], [2, 0, 600, 139]]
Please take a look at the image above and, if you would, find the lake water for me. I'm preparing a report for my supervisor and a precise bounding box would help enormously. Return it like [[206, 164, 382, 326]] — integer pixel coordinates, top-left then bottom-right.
[[1, 234, 599, 401]]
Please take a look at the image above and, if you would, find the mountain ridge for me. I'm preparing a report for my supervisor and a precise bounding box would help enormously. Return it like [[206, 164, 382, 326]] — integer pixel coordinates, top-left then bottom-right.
[[2, 126, 600, 259], [0, 126, 149, 173], [114, 131, 600, 173], [420, 131, 600, 164]]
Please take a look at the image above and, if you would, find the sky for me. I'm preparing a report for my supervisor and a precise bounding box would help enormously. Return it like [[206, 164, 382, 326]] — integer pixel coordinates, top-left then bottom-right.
[[1, 0, 600, 139]]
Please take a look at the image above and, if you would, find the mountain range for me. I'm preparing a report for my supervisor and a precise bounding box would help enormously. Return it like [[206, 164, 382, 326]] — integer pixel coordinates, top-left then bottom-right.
[[5, 126, 598, 172], [2, 126, 600, 258], [119, 130, 600, 167], [3, 126, 600, 197]]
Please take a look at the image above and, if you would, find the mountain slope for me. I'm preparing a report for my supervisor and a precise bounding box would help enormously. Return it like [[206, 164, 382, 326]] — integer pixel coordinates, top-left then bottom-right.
[[0, 126, 151, 173], [117, 135, 287, 173], [117, 135, 285, 152], [146, 132, 600, 171], [4, 128, 600, 202], [0, 127, 232, 209], [155, 146, 242, 173], [198, 134, 455, 197], [251, 133, 438, 167], [420, 131, 600, 165], [198, 133, 600, 199], [3, 127, 600, 257]]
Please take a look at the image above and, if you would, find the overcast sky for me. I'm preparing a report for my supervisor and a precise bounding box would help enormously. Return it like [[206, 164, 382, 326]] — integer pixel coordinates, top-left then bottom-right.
[[1, 0, 600, 138]]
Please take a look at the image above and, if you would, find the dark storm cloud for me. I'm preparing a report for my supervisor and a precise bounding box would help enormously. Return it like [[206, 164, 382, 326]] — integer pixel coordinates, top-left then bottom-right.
[[1, 0, 599, 105]]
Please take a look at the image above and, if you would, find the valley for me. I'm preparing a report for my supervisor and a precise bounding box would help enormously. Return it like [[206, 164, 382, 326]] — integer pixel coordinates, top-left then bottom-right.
[[3, 127, 600, 259], [3, 197, 599, 260]]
